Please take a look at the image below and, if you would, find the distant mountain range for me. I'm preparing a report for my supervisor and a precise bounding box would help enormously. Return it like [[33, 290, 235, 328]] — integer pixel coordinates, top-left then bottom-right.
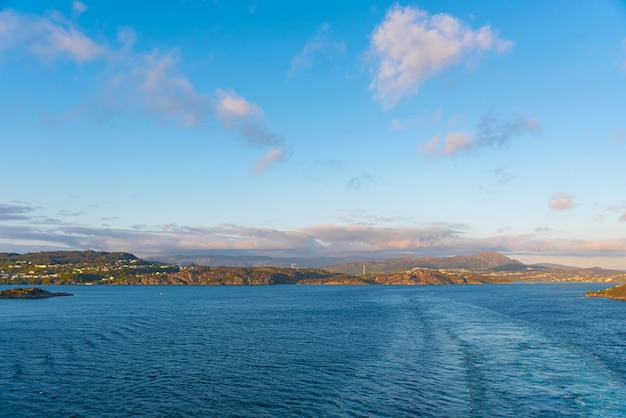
[[142, 250, 619, 275], [148, 253, 375, 268]]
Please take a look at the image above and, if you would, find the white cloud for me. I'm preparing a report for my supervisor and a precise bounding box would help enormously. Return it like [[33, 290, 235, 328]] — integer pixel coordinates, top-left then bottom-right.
[[72, 1, 88, 17], [0, 9, 105, 63], [253, 147, 287, 173], [549, 193, 574, 211], [368, 5, 512, 108], [290, 24, 346, 74]]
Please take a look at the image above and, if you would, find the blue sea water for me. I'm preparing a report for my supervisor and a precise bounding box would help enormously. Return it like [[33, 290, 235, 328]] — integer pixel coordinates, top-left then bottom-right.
[[1, 283, 625, 417]]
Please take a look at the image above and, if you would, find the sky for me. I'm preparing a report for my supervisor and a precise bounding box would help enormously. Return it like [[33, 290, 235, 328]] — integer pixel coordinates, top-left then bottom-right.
[[1, 0, 626, 268]]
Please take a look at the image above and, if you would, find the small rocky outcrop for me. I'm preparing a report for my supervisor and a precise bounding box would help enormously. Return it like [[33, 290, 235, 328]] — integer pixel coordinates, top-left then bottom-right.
[[0, 287, 73, 299]]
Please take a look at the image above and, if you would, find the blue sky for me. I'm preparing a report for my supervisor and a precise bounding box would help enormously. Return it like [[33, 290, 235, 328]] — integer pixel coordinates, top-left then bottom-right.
[[1, 0, 626, 268]]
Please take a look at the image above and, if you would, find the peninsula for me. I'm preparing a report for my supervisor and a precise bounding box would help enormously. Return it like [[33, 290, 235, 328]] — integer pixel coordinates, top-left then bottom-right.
[[585, 284, 626, 301], [0, 287, 73, 299]]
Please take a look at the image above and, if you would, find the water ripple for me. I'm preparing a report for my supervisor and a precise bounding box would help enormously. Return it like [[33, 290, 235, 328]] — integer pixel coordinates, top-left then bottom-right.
[[1, 284, 625, 417]]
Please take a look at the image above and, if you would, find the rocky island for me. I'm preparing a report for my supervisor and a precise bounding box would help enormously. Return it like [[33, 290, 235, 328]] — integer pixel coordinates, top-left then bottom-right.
[[585, 284, 626, 301], [0, 287, 73, 299]]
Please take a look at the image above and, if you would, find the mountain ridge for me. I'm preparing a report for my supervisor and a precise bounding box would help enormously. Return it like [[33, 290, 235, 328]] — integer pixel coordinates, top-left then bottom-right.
[[322, 251, 524, 275]]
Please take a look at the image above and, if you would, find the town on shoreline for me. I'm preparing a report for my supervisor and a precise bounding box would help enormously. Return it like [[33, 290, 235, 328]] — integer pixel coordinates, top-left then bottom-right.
[[1, 250, 625, 287]]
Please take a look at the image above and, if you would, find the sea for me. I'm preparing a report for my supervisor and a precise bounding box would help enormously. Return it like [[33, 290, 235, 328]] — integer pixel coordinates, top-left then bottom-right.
[[1, 283, 625, 417]]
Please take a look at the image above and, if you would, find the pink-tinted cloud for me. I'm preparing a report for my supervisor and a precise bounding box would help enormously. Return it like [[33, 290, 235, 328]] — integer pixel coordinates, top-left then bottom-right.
[[215, 88, 285, 148], [0, 9, 106, 63], [421, 114, 540, 157], [442, 132, 474, 156], [3, 215, 626, 266], [253, 147, 287, 173], [549, 193, 574, 211]]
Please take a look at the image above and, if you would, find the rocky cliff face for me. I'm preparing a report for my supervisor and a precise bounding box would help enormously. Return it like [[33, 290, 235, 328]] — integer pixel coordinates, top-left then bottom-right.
[[369, 270, 488, 285], [120, 266, 486, 286], [130, 266, 354, 285]]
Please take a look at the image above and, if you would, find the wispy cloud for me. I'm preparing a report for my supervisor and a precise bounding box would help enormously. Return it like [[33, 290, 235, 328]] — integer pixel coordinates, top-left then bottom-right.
[[215, 88, 284, 147], [313, 158, 342, 169], [489, 166, 517, 184], [253, 147, 287, 173], [0, 203, 34, 221], [607, 201, 626, 222], [391, 108, 442, 132], [72, 1, 88, 17], [474, 114, 541, 147], [58, 210, 84, 217], [214, 89, 288, 172], [549, 193, 574, 211], [0, 9, 106, 63], [109, 50, 207, 126], [421, 114, 540, 157], [290, 24, 346, 75], [335, 209, 414, 226], [0, 8, 288, 173], [368, 5, 512, 109], [345, 174, 375, 190]]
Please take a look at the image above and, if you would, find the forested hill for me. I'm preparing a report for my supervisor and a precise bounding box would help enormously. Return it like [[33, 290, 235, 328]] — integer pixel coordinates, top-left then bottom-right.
[[0, 251, 141, 266], [323, 251, 522, 275]]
